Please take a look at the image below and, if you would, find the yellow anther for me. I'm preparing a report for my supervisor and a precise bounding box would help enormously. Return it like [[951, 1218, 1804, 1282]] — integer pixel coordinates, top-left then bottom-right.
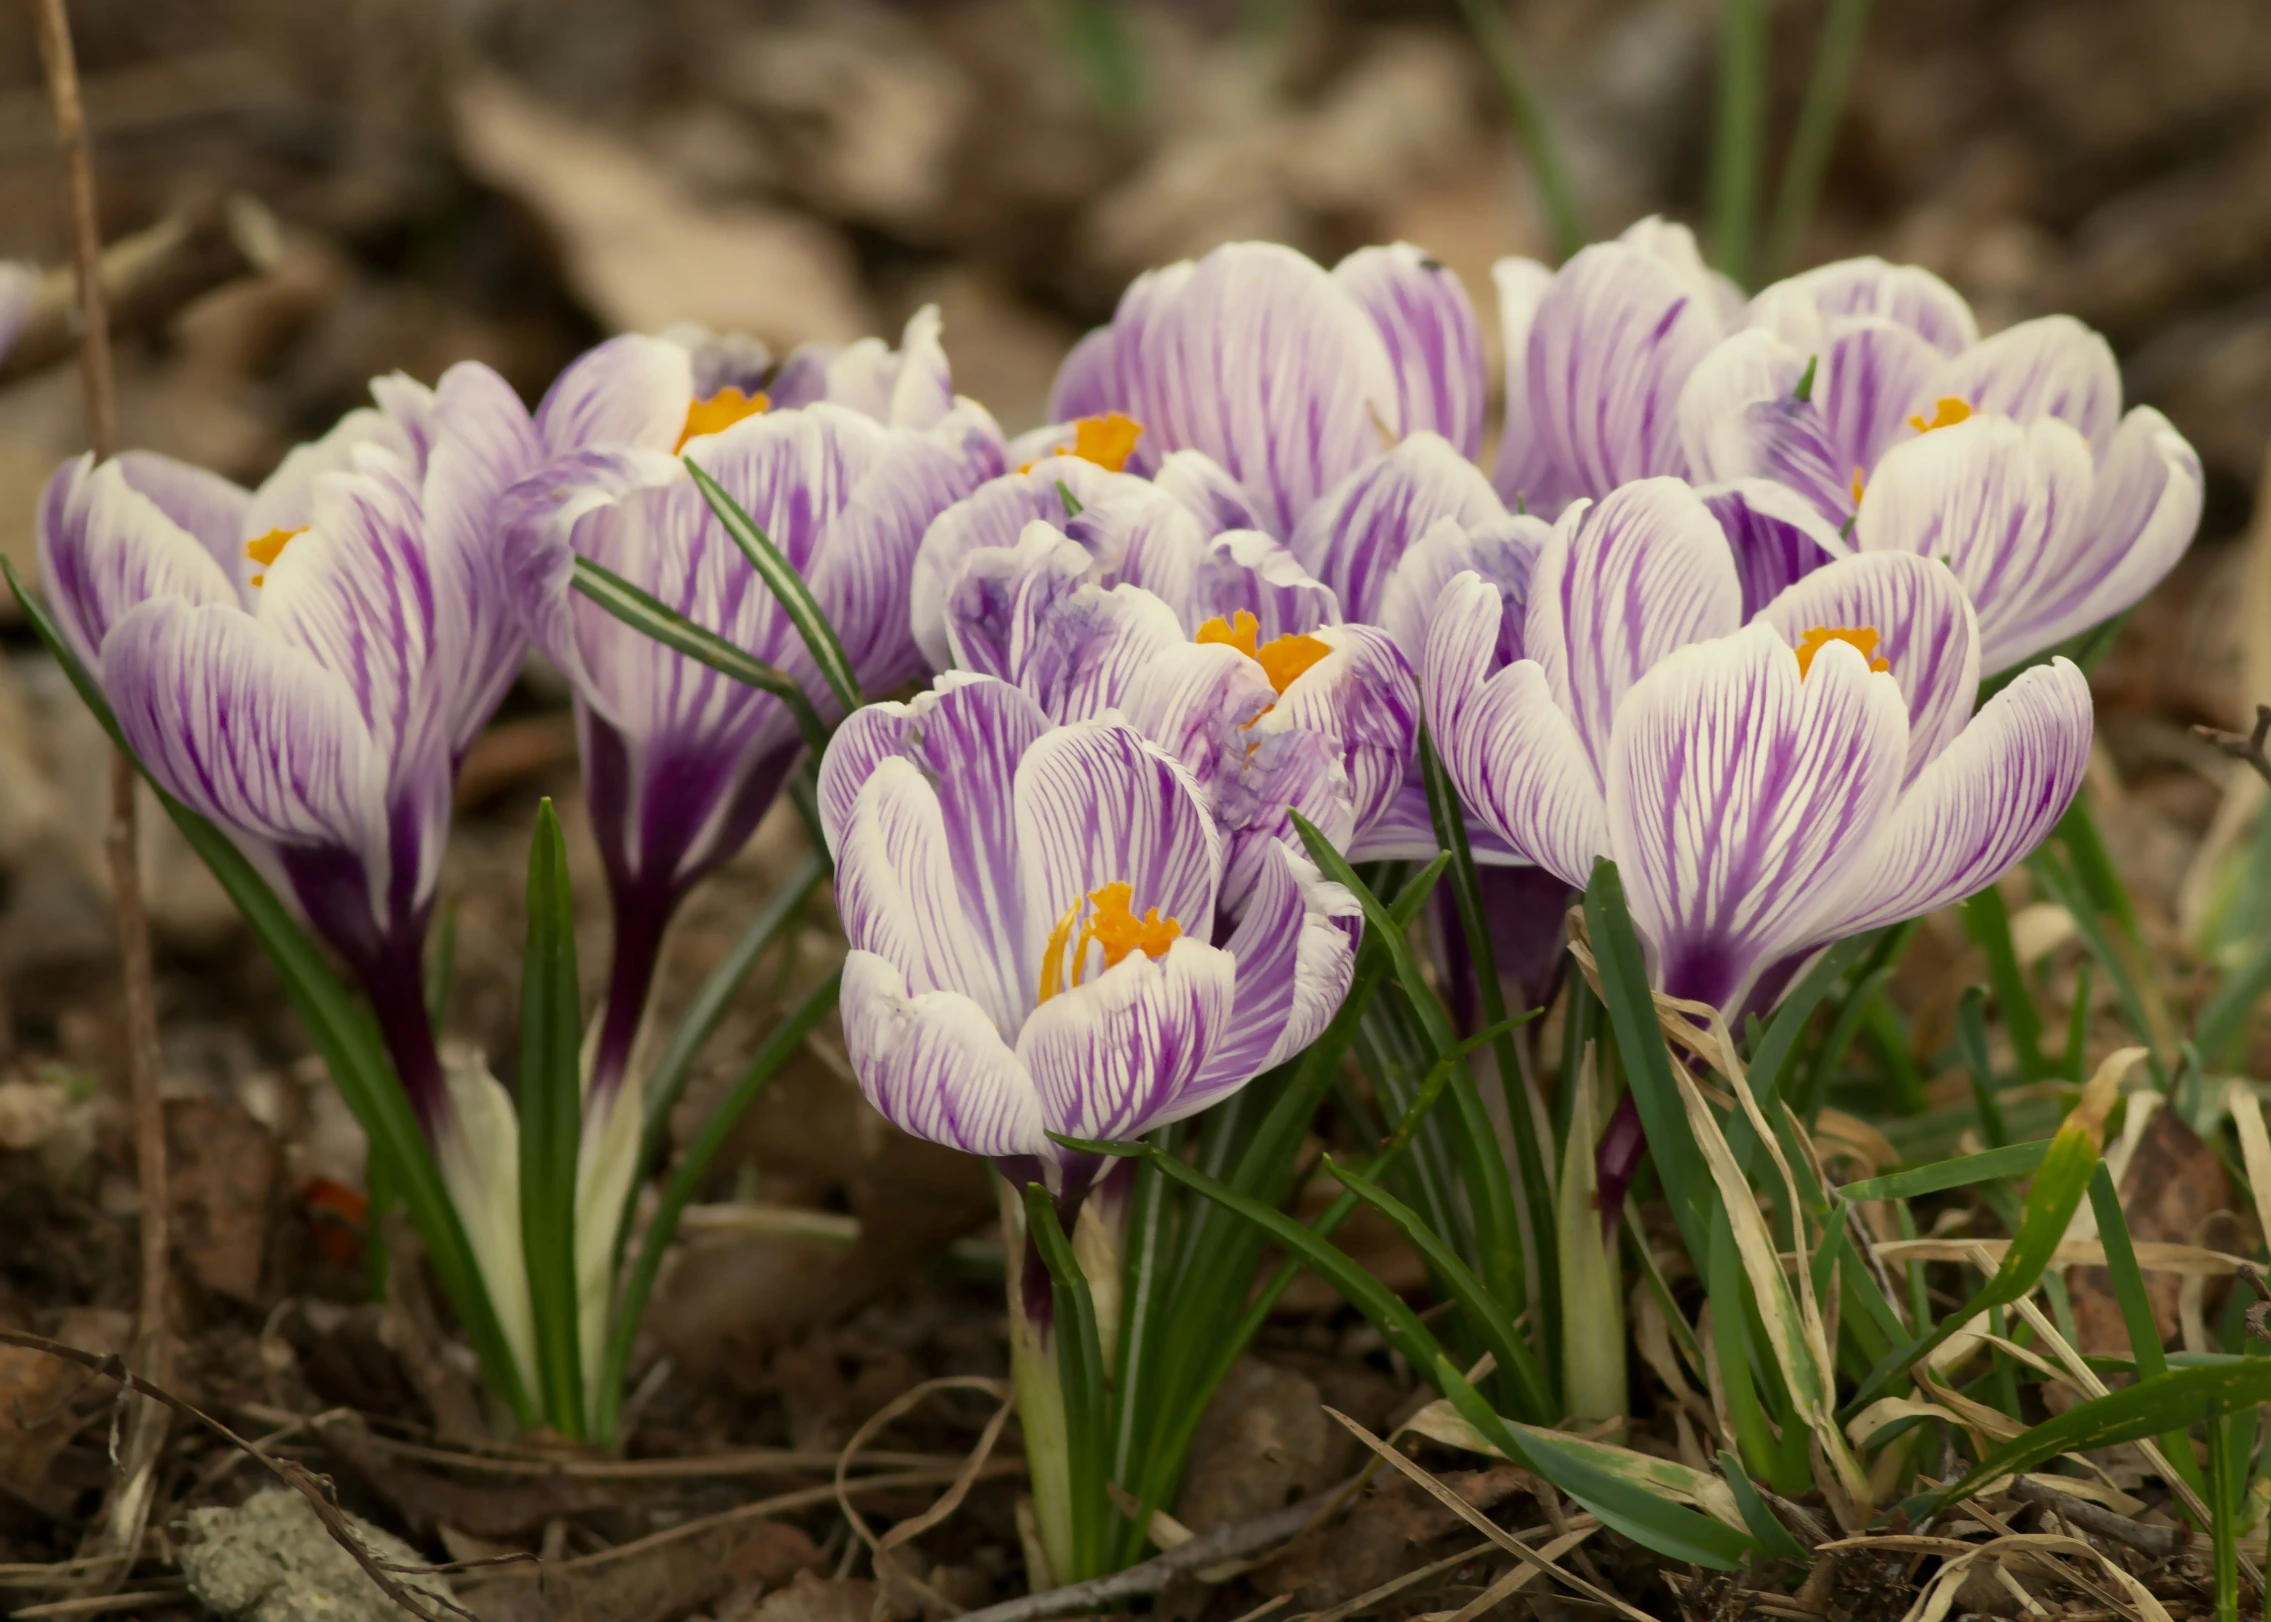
[[1037, 882, 1183, 1003], [1793, 624, 1890, 680], [1195, 610, 1332, 698], [675, 386, 770, 452], [1906, 396, 1972, 436], [244, 526, 306, 588]]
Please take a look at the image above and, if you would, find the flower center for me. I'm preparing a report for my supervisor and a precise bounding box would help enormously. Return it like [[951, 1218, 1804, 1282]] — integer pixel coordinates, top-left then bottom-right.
[[1037, 881, 1182, 1003], [1018, 412, 1144, 475], [1793, 624, 1891, 679], [675, 386, 770, 452], [1906, 396, 1971, 436], [243, 526, 306, 588], [1193, 609, 1331, 696]]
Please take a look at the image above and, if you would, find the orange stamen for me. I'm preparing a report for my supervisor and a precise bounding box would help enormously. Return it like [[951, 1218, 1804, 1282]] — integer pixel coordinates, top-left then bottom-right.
[[1794, 624, 1890, 679], [1195, 610, 1261, 659], [244, 526, 306, 588], [1018, 412, 1145, 476], [1195, 610, 1333, 698], [1850, 465, 1867, 508], [1037, 882, 1182, 1002], [675, 386, 770, 452], [1906, 396, 1971, 436]]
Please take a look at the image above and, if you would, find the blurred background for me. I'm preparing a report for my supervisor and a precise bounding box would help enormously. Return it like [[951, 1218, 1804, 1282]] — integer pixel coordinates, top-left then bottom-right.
[[0, 0, 2260, 1476]]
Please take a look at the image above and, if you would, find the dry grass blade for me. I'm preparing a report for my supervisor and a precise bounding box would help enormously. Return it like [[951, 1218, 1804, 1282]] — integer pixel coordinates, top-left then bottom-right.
[[1434, 1524, 1600, 1622], [1303, 1539, 1496, 1622], [1323, 1406, 1647, 1622], [830, 1375, 1015, 1621], [1885, 1532, 2175, 1622], [1873, 1238, 2258, 1275], [2223, 1083, 2271, 1247]]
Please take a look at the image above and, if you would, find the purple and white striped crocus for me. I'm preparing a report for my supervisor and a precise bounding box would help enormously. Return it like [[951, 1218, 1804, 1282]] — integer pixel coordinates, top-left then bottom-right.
[[930, 516, 1419, 904], [1425, 474, 2094, 1020], [1046, 238, 1487, 541], [38, 364, 542, 1129], [816, 673, 1360, 1196], [1424, 476, 2093, 1207], [1492, 217, 1745, 516], [505, 378, 997, 1109], [1678, 257, 2204, 671]]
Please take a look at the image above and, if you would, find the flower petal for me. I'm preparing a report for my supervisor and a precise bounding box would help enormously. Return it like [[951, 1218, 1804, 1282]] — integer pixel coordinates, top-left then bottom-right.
[[261, 453, 452, 784], [104, 597, 384, 859], [1502, 222, 1731, 509], [815, 672, 1052, 863], [1693, 480, 1843, 618], [1267, 622, 1420, 840], [246, 376, 435, 545], [1018, 938, 1236, 1143], [945, 524, 1189, 720], [1194, 838, 1360, 1095], [1523, 477, 1744, 782], [1756, 551, 1980, 782], [1333, 242, 1487, 460], [1373, 511, 1549, 669], [1290, 431, 1505, 625], [1187, 528, 1340, 640], [1931, 314, 2122, 455], [1153, 448, 1269, 534], [1214, 728, 1354, 910], [37, 453, 242, 676], [1851, 413, 2096, 672], [1747, 257, 1977, 356], [1109, 241, 1401, 538], [1424, 571, 1606, 886], [838, 753, 1028, 1029], [1820, 319, 1950, 482], [1823, 659, 2093, 938], [911, 458, 1185, 671], [842, 950, 1047, 1160], [1049, 325, 1120, 423], [1987, 405, 2200, 662], [1606, 622, 1909, 1013], [1013, 718, 1224, 983], [1489, 256, 1555, 510], [422, 362, 545, 754], [534, 334, 694, 457]]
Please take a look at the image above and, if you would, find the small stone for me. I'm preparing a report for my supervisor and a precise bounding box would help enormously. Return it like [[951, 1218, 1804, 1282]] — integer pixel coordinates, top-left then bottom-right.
[[180, 1487, 451, 1622]]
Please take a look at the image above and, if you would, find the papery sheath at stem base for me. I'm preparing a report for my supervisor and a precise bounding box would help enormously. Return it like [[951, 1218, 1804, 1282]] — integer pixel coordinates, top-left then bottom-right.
[[1000, 1177, 1077, 1588]]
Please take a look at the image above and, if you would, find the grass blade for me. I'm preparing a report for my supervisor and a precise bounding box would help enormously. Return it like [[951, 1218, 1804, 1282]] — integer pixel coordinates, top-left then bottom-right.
[[1709, 0, 1768, 286], [1060, 1134, 1756, 1568], [1422, 728, 1560, 1349], [1762, 0, 1872, 280], [1837, 1140, 2051, 1202], [1023, 1183, 1110, 1581], [685, 455, 864, 717], [1326, 1156, 1555, 1423], [1964, 885, 2049, 1082], [518, 801, 586, 1436], [1925, 1358, 2271, 1513], [1450, 0, 1584, 260], [1582, 859, 1712, 1260], [570, 554, 831, 758]]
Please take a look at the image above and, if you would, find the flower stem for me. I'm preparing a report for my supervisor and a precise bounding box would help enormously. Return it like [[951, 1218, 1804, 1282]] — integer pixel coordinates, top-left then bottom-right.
[[1002, 1184, 1077, 1588]]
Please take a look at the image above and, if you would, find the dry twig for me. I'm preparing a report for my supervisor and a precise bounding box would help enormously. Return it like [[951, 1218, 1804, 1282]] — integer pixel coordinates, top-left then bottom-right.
[[2197, 704, 2271, 789], [951, 1476, 1367, 1622], [0, 192, 280, 384], [26, 0, 172, 1596]]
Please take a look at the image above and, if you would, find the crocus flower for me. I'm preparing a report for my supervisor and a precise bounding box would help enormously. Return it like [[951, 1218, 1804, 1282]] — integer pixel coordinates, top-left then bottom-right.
[[816, 673, 1360, 1195], [930, 516, 1419, 902], [1047, 240, 1487, 540], [1424, 475, 2094, 1020], [506, 394, 994, 1108], [1492, 217, 1744, 516], [1678, 257, 2203, 670], [38, 364, 542, 1125]]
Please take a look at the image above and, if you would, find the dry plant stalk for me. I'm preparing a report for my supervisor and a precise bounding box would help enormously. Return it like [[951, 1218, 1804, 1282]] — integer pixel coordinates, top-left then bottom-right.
[[26, 0, 172, 1590]]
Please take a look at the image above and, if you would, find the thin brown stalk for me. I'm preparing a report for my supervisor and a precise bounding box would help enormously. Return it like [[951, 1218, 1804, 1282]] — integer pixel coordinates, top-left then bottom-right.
[[27, 0, 170, 1593]]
